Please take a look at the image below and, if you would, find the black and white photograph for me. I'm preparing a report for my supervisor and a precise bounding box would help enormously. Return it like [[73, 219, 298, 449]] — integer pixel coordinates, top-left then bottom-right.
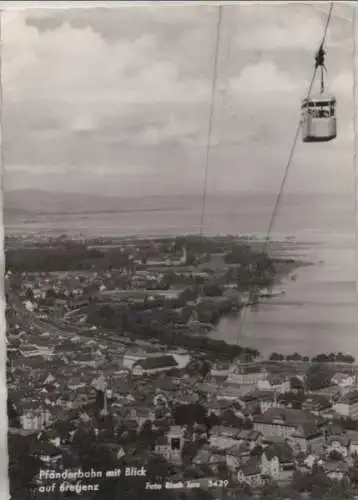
[[3, 2, 357, 500]]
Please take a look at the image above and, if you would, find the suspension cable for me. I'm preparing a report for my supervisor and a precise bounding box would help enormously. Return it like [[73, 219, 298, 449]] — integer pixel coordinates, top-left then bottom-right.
[[239, 2, 334, 341], [199, 5, 223, 236]]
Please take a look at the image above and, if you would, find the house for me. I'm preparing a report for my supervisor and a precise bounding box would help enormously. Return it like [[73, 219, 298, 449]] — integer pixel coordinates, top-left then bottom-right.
[[68, 379, 87, 391], [192, 446, 226, 473], [288, 424, 325, 454], [253, 408, 323, 439], [260, 450, 280, 480], [217, 384, 248, 400], [302, 395, 331, 415], [19, 345, 54, 361], [333, 390, 358, 420], [326, 434, 350, 458], [242, 391, 281, 414], [153, 425, 185, 464], [207, 399, 243, 419], [257, 374, 290, 394], [323, 460, 349, 481], [309, 386, 341, 404], [21, 408, 51, 431], [332, 372, 356, 390], [210, 362, 231, 378], [133, 407, 153, 427], [34, 439, 62, 466], [326, 430, 358, 457], [237, 429, 263, 450], [66, 392, 88, 410], [237, 458, 265, 487], [227, 363, 268, 389], [260, 442, 294, 481], [132, 355, 178, 377], [347, 430, 358, 455], [209, 426, 242, 450], [207, 399, 227, 417], [226, 443, 249, 471]]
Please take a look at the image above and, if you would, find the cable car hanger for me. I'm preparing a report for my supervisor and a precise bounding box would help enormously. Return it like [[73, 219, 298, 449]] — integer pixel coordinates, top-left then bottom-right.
[[196, 3, 335, 354], [315, 44, 326, 94], [301, 4, 336, 144]]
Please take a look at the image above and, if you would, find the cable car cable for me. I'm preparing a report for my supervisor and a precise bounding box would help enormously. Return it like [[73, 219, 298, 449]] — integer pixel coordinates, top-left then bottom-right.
[[238, 2, 334, 343], [199, 5, 223, 236]]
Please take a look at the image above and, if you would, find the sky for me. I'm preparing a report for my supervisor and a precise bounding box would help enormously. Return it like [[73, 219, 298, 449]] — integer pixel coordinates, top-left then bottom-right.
[[2, 2, 355, 197]]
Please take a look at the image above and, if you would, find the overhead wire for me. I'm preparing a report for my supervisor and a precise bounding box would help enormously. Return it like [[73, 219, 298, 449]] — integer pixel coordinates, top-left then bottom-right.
[[199, 5, 223, 236], [264, 1, 333, 248], [238, 2, 335, 343]]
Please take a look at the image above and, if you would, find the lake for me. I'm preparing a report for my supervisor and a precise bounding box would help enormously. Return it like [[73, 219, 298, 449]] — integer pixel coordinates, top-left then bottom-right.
[[5, 191, 357, 358]]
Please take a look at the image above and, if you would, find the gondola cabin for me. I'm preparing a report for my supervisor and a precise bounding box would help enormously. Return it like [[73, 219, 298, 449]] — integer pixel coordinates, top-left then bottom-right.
[[301, 94, 336, 142]]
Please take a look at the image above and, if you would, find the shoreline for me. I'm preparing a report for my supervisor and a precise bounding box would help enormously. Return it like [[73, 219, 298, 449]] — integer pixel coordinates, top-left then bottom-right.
[[6, 232, 316, 362]]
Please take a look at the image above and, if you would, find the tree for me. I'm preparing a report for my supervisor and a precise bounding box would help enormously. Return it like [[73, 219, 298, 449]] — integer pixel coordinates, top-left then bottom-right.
[[8, 434, 43, 500], [250, 445, 263, 457], [202, 284, 223, 297], [349, 459, 358, 484], [269, 352, 284, 361], [290, 376, 304, 391], [138, 420, 156, 449], [291, 469, 309, 492], [25, 287, 34, 301], [312, 354, 330, 363], [309, 465, 332, 498], [305, 364, 334, 391], [207, 412, 220, 428], [336, 352, 355, 364], [329, 449, 344, 461], [286, 352, 302, 361], [186, 358, 212, 379], [259, 481, 281, 500], [172, 403, 208, 427]]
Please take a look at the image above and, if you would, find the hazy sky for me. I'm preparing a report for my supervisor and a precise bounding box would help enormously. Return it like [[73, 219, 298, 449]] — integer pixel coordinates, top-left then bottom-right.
[[2, 2, 354, 196]]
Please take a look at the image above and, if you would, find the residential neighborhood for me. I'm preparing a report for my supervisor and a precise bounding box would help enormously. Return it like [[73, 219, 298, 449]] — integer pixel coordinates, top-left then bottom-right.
[[6, 235, 358, 500]]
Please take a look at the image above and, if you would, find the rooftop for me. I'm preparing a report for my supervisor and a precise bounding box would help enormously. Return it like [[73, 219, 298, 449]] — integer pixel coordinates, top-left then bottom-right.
[[133, 355, 178, 371]]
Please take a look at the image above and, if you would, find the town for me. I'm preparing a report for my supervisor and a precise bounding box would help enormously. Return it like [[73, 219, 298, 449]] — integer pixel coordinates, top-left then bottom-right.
[[6, 234, 358, 500]]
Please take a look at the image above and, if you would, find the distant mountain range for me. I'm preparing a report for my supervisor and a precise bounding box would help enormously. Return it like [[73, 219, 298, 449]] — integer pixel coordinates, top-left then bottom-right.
[[4, 189, 204, 215], [4, 189, 340, 216]]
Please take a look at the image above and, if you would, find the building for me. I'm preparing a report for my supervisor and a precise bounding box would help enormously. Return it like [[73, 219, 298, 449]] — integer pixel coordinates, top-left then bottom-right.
[[122, 353, 146, 369], [153, 425, 185, 464], [302, 395, 332, 415], [209, 426, 242, 450], [21, 408, 51, 431], [332, 372, 356, 390], [326, 434, 350, 458], [288, 424, 325, 454], [132, 355, 178, 377], [324, 460, 349, 481], [241, 390, 280, 413], [257, 374, 290, 394], [237, 458, 265, 487], [260, 451, 280, 481], [210, 362, 231, 378], [19, 345, 54, 361], [253, 408, 323, 440], [326, 430, 358, 457], [227, 363, 268, 388], [333, 390, 358, 420]]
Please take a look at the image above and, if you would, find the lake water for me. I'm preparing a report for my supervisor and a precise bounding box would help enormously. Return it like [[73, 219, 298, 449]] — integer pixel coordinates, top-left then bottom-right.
[[5, 192, 358, 358]]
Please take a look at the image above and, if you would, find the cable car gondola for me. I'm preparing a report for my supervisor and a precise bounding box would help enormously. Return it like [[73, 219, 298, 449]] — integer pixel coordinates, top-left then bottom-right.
[[301, 9, 337, 143], [301, 93, 336, 143]]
